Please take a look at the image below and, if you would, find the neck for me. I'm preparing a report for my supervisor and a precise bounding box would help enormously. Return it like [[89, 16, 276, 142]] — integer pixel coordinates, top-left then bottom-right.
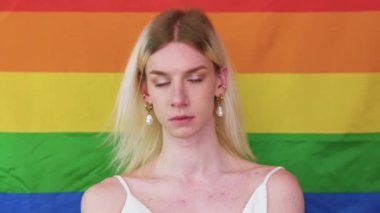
[[152, 123, 230, 180]]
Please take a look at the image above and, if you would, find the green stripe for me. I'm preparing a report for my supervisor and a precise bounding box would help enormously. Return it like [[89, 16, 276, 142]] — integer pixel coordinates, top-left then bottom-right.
[[248, 133, 380, 193], [0, 133, 114, 193], [1, 133, 379, 193]]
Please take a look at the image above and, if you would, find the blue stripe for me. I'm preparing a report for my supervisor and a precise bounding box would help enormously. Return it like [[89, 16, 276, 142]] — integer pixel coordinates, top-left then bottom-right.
[[0, 192, 379, 213], [0, 192, 82, 213], [305, 193, 380, 213]]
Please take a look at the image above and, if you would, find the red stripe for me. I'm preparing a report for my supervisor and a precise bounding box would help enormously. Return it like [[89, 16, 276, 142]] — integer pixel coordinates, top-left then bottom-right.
[[1, 0, 380, 12]]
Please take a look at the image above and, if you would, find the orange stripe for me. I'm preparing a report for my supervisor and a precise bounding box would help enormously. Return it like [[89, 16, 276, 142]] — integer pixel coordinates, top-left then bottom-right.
[[212, 12, 380, 73], [0, 12, 379, 73], [0, 12, 155, 72]]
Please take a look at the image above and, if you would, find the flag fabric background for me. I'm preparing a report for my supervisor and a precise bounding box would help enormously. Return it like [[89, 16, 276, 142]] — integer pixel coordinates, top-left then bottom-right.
[[1, 0, 380, 212]]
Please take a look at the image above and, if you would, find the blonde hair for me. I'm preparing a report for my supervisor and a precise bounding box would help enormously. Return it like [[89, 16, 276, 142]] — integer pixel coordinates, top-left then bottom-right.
[[111, 9, 254, 174]]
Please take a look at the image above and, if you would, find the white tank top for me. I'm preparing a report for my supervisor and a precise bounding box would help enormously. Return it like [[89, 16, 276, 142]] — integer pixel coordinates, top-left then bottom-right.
[[114, 167, 283, 213]]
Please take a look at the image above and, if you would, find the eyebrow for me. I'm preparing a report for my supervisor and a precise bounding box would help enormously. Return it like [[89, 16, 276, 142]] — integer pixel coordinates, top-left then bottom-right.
[[148, 65, 208, 76]]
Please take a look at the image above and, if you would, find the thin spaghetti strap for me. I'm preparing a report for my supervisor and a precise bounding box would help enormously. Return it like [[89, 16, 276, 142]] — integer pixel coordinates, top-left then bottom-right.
[[263, 167, 283, 184], [114, 175, 132, 195]]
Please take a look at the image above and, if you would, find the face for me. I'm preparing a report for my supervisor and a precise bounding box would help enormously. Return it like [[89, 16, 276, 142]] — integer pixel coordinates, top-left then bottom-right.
[[143, 42, 226, 138]]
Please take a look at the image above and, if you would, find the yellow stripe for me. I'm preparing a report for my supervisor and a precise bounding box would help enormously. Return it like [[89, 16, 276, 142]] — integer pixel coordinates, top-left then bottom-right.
[[0, 12, 379, 73], [0, 72, 121, 132], [237, 73, 380, 133], [1, 72, 379, 133]]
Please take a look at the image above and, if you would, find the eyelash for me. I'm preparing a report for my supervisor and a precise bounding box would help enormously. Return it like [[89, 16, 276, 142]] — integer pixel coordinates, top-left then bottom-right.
[[154, 78, 203, 87], [155, 82, 170, 87], [188, 78, 203, 83]]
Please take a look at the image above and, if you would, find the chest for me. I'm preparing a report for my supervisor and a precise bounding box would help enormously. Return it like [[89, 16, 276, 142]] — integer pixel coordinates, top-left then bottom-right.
[[128, 177, 261, 213]]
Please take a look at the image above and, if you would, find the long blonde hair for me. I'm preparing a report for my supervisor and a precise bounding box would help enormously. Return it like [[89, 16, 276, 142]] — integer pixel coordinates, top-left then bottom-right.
[[110, 9, 254, 174]]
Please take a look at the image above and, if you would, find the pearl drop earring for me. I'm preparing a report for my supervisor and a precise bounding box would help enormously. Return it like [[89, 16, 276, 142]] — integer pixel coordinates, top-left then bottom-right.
[[145, 103, 153, 125], [216, 94, 224, 117]]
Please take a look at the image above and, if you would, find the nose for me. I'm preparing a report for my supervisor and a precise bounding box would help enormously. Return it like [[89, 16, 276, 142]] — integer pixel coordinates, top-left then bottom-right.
[[170, 80, 189, 107]]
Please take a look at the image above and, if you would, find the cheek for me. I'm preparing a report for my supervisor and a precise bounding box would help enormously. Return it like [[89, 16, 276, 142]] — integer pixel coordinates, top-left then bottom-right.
[[149, 93, 167, 116], [193, 81, 217, 101], [146, 82, 167, 102], [192, 89, 216, 112]]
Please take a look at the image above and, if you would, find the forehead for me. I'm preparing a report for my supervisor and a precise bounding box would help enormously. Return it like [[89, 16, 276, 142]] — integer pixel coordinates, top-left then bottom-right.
[[145, 42, 213, 74]]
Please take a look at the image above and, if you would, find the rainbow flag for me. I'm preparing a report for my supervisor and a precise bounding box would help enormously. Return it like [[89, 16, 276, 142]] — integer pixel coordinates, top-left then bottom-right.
[[1, 1, 380, 212]]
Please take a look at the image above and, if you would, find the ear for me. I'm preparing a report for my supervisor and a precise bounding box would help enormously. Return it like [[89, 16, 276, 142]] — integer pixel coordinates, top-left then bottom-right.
[[140, 79, 152, 103], [215, 66, 228, 96]]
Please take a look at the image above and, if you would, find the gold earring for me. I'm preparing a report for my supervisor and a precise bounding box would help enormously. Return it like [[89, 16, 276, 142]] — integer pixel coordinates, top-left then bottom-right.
[[145, 103, 153, 125], [216, 94, 224, 117]]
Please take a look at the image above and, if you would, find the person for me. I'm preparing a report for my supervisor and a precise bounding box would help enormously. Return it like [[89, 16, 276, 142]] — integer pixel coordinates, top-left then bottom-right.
[[81, 9, 304, 213]]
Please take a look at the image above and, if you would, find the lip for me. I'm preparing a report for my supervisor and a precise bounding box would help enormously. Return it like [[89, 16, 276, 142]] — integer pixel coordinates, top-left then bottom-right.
[[169, 115, 195, 124]]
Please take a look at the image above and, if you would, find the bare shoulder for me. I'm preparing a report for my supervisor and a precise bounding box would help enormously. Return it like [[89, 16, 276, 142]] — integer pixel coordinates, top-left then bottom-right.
[[81, 176, 126, 213], [267, 168, 305, 213]]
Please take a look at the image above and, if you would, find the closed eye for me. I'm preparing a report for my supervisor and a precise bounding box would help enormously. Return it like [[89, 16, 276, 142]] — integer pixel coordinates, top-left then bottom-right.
[[188, 78, 203, 83], [155, 81, 170, 87], [187, 74, 204, 82]]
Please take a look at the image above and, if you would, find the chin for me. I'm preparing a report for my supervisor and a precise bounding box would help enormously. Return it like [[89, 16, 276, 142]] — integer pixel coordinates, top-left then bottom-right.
[[167, 127, 201, 139]]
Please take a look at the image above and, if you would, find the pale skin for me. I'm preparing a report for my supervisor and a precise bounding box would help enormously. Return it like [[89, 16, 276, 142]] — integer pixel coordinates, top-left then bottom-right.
[[81, 42, 304, 212]]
